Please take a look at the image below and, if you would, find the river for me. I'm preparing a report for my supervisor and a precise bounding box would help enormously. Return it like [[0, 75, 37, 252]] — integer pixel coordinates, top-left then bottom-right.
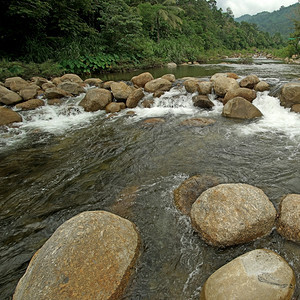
[[0, 58, 300, 299]]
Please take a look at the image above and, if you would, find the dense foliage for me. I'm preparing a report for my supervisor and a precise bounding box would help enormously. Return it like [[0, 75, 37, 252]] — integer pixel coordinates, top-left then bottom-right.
[[0, 0, 291, 74]]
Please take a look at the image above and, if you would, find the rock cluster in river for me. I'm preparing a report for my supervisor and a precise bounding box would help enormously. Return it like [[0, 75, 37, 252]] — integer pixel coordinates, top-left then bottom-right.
[[13, 211, 140, 300]]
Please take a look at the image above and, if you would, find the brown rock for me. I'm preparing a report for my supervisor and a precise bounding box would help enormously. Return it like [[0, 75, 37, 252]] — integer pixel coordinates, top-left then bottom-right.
[[227, 72, 239, 79], [291, 104, 300, 113], [84, 78, 103, 88], [191, 183, 276, 247], [111, 82, 133, 100], [142, 99, 154, 108], [174, 175, 219, 216], [126, 88, 144, 108], [4, 77, 28, 91], [255, 81, 270, 92], [57, 82, 85, 95], [200, 249, 296, 300], [280, 82, 300, 108], [44, 87, 70, 99], [141, 118, 165, 125], [131, 72, 154, 88], [224, 88, 257, 104], [240, 74, 260, 89], [15, 99, 44, 110], [105, 102, 126, 113], [19, 85, 40, 101], [79, 88, 112, 112], [213, 77, 239, 97], [102, 81, 115, 90], [180, 118, 215, 127], [13, 211, 140, 300], [52, 77, 62, 86], [60, 73, 83, 83], [277, 194, 300, 243], [161, 74, 176, 82], [31, 77, 48, 87], [47, 98, 63, 106], [222, 97, 263, 119], [0, 86, 22, 105], [42, 82, 56, 90], [144, 78, 172, 93], [210, 73, 228, 82], [0, 107, 22, 126], [153, 90, 165, 98], [197, 81, 213, 95], [192, 95, 214, 109], [184, 79, 199, 93]]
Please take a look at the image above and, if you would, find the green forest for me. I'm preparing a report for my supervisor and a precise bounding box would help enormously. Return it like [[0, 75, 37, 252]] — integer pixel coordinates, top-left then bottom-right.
[[0, 0, 299, 77]]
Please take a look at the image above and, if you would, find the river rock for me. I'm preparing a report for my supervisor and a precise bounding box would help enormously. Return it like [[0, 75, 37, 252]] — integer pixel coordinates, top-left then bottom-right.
[[0, 86, 22, 105], [222, 97, 263, 119], [223, 88, 257, 104], [141, 118, 165, 125], [131, 72, 154, 88], [197, 81, 213, 95], [102, 81, 114, 90], [60, 73, 83, 83], [19, 85, 40, 101], [180, 118, 215, 127], [31, 76, 49, 87], [291, 104, 300, 113], [79, 88, 112, 112], [167, 62, 177, 68], [190, 183, 276, 247], [105, 102, 126, 113], [4, 77, 28, 91], [13, 211, 140, 300], [57, 82, 85, 96], [111, 82, 133, 100], [144, 78, 172, 93], [142, 99, 154, 108], [200, 249, 296, 300], [126, 88, 144, 108], [44, 87, 70, 99], [227, 72, 239, 79], [280, 82, 300, 108], [52, 77, 62, 86], [42, 82, 56, 90], [212, 77, 239, 97], [47, 98, 62, 106], [153, 90, 165, 98], [255, 81, 270, 92], [161, 74, 176, 82], [240, 74, 260, 89], [277, 194, 300, 243], [184, 79, 199, 93], [174, 175, 219, 216], [210, 73, 227, 81], [84, 78, 103, 88], [192, 95, 214, 109], [0, 107, 22, 126], [15, 99, 45, 110]]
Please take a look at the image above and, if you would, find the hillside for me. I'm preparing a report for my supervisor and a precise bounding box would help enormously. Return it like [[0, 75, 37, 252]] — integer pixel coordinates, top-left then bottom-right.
[[236, 3, 299, 39]]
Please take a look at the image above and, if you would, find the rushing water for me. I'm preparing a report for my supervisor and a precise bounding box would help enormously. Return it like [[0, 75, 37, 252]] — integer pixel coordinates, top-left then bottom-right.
[[0, 59, 300, 299]]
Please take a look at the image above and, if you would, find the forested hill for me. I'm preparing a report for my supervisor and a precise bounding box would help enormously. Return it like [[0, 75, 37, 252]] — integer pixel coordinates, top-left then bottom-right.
[[0, 0, 287, 73], [236, 3, 298, 39]]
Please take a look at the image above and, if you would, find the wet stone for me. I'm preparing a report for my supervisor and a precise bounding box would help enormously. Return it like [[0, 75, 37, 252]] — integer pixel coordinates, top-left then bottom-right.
[[180, 118, 215, 127]]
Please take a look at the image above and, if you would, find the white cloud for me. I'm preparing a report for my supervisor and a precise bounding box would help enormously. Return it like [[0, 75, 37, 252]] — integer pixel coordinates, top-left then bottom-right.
[[216, 0, 298, 17]]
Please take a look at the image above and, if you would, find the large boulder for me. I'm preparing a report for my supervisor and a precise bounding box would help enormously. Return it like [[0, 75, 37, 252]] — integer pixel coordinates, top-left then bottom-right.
[[0, 85, 22, 105], [60, 73, 83, 83], [57, 82, 85, 96], [200, 249, 295, 300], [13, 211, 140, 300], [222, 97, 263, 119], [110, 82, 133, 100], [0, 107, 22, 126], [84, 78, 103, 88], [44, 87, 70, 99], [126, 88, 144, 108], [240, 74, 260, 89], [280, 82, 300, 108], [184, 79, 199, 93], [19, 84, 40, 101], [131, 72, 154, 88], [4, 77, 28, 91], [15, 99, 45, 110], [79, 88, 112, 112], [197, 81, 213, 95], [277, 194, 300, 243], [190, 183, 276, 247], [144, 78, 172, 93], [224, 88, 256, 104], [192, 95, 214, 109], [174, 175, 219, 216], [212, 77, 239, 97]]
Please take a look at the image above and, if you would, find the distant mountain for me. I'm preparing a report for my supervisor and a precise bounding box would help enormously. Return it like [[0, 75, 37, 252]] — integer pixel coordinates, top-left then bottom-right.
[[235, 3, 299, 39]]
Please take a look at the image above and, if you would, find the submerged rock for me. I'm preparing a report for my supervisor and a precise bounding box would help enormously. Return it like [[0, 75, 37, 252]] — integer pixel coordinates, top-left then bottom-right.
[[141, 118, 165, 125], [291, 104, 300, 113], [0, 107, 22, 126], [180, 118, 215, 127], [173, 175, 219, 216], [280, 82, 300, 108], [200, 249, 295, 300], [277, 194, 300, 243], [79, 88, 112, 112], [190, 183, 276, 247], [222, 97, 262, 119], [13, 211, 140, 300]]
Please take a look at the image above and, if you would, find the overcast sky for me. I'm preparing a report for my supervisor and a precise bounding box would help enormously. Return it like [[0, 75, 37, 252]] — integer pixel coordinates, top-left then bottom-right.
[[216, 0, 299, 18]]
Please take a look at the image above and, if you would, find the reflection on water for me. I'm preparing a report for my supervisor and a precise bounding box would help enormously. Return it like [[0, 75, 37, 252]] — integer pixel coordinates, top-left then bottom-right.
[[0, 61, 300, 299]]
